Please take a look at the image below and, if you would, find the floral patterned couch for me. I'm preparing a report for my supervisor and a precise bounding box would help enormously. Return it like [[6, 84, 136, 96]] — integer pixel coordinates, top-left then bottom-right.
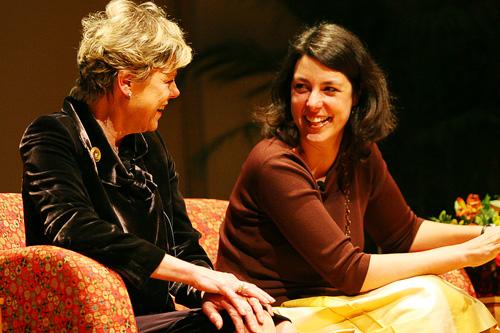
[[0, 193, 137, 332], [0, 193, 476, 331]]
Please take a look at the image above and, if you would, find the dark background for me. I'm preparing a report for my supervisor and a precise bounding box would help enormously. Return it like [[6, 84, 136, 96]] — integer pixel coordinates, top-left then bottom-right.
[[1, 1, 498, 219]]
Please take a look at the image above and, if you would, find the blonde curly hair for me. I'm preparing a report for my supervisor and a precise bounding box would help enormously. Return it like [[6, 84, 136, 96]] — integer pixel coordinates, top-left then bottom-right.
[[70, 0, 192, 103]]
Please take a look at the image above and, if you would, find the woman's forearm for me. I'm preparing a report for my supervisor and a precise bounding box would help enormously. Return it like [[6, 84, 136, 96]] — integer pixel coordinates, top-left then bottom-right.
[[409, 220, 482, 252], [151, 253, 202, 285], [150, 253, 276, 306], [360, 245, 465, 292], [361, 228, 500, 292]]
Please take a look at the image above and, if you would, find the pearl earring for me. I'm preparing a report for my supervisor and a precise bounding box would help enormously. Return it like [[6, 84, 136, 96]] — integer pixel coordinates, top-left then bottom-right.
[[128, 91, 132, 98]]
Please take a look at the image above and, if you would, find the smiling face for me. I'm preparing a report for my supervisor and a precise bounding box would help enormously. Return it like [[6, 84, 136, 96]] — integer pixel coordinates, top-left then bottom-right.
[[126, 68, 180, 133], [291, 55, 354, 151]]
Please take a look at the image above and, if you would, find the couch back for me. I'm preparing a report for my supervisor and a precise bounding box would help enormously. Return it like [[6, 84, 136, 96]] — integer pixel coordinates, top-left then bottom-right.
[[184, 198, 228, 263], [0, 193, 227, 262]]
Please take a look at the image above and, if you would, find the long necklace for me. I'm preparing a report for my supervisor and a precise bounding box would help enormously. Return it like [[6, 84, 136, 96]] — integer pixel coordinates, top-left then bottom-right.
[[301, 146, 352, 237], [318, 175, 352, 237], [342, 184, 352, 237], [340, 154, 352, 237]]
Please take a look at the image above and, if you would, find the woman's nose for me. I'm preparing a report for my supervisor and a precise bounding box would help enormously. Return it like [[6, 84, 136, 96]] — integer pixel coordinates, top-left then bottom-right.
[[169, 81, 180, 99], [306, 90, 322, 111]]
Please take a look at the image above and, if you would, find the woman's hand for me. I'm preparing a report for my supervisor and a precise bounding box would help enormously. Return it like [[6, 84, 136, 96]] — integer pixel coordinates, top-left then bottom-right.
[[202, 293, 274, 333], [461, 226, 500, 267], [153, 254, 274, 301], [190, 265, 274, 301], [189, 265, 275, 316], [151, 254, 275, 326]]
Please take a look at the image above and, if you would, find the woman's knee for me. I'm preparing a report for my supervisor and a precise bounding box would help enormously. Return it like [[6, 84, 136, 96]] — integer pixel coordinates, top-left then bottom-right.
[[240, 312, 297, 333], [241, 311, 276, 333], [276, 320, 297, 333]]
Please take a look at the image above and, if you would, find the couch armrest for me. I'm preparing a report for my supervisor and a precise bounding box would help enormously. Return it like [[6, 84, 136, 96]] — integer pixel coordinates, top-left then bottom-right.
[[0, 245, 137, 332]]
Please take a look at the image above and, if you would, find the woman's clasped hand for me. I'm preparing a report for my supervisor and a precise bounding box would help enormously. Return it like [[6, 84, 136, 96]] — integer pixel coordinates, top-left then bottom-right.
[[192, 267, 276, 332]]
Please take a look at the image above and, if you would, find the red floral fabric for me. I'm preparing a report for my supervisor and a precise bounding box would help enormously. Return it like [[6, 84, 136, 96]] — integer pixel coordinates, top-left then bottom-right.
[[185, 198, 228, 264], [0, 193, 25, 250], [0, 193, 137, 332], [439, 269, 476, 297]]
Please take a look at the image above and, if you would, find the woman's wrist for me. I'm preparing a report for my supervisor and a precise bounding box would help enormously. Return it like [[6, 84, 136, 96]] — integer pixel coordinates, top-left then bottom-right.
[[481, 224, 496, 235], [151, 253, 201, 285], [481, 225, 488, 235]]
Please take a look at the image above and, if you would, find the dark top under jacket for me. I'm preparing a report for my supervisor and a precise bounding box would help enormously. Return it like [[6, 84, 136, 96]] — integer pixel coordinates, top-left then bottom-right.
[[20, 97, 211, 315]]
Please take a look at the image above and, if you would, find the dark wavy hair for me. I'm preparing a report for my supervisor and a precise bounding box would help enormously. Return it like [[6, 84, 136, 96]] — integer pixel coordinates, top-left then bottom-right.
[[255, 22, 396, 170]]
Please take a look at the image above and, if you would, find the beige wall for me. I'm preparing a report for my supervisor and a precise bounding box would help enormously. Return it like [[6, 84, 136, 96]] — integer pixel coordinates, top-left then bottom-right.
[[175, 1, 298, 198], [1, 1, 109, 192], [0, 1, 296, 200], [0, 1, 188, 194]]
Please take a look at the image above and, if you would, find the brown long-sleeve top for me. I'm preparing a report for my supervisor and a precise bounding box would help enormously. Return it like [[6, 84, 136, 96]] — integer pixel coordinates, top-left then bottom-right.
[[216, 138, 423, 304]]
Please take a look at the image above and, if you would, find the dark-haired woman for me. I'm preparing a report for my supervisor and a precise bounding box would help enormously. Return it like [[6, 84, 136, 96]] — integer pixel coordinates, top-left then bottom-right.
[[216, 22, 498, 332]]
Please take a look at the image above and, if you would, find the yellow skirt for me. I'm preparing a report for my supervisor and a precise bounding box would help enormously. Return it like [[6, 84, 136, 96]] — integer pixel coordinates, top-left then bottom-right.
[[274, 275, 496, 333]]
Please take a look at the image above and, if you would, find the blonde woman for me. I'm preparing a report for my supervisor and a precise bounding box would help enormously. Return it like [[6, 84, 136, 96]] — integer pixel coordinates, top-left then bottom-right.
[[20, 1, 294, 332]]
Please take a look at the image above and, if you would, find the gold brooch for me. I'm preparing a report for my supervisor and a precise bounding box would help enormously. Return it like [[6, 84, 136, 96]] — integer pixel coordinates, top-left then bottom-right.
[[90, 147, 101, 162]]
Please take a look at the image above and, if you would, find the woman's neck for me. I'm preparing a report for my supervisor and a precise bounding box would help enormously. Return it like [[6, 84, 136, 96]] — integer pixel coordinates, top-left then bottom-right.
[[95, 118, 122, 152], [298, 138, 342, 179], [89, 96, 127, 150]]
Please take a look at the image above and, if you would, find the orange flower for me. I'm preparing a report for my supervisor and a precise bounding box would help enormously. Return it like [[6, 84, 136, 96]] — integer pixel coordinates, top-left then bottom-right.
[[466, 194, 483, 209], [455, 194, 483, 222]]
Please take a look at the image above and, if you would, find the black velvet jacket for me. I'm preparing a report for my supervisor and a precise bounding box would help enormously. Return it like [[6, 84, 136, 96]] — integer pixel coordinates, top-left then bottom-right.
[[20, 97, 212, 315]]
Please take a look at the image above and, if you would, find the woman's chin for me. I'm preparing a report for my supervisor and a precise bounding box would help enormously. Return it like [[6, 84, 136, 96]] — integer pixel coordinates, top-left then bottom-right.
[[304, 132, 334, 144], [300, 133, 344, 152]]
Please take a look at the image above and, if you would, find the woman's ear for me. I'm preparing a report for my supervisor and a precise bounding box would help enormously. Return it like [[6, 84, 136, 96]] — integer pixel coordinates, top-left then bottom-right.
[[116, 70, 134, 98], [352, 90, 359, 108]]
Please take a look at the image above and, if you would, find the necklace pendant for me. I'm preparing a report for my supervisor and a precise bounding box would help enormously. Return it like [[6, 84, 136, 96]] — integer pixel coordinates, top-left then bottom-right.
[[344, 224, 351, 237]]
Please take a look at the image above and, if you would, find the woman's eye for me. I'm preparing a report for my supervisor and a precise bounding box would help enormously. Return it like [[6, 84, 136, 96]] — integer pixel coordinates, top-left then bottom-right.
[[293, 83, 308, 93], [324, 86, 337, 93]]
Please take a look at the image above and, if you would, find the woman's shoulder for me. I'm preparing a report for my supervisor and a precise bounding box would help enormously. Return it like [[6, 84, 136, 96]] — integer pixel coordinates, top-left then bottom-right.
[[247, 138, 294, 163], [249, 138, 292, 158], [242, 138, 309, 180], [20, 101, 87, 156], [360, 143, 385, 168], [23, 98, 84, 137], [21, 111, 75, 143], [356, 143, 390, 189]]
